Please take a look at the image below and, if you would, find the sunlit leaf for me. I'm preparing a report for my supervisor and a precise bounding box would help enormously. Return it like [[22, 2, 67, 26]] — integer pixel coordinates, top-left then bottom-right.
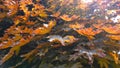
[[60, 14, 79, 21], [18, 37, 32, 47], [52, 11, 61, 18], [63, 35, 78, 45], [26, 21, 36, 25], [4, 0, 19, 16], [0, 46, 21, 65], [102, 25, 120, 34], [75, 27, 102, 40], [13, 34, 22, 41], [21, 27, 33, 34], [109, 51, 119, 64], [0, 39, 13, 49], [106, 35, 120, 41], [69, 22, 84, 29], [33, 20, 56, 35], [39, 11, 48, 18]]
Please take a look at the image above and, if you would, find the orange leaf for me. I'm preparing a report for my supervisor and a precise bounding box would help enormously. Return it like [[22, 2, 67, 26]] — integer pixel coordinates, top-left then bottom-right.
[[13, 34, 22, 41], [69, 22, 84, 29], [26, 21, 35, 25], [60, 14, 79, 21], [106, 35, 120, 40], [21, 27, 33, 34], [39, 11, 48, 18], [63, 35, 78, 45], [52, 11, 61, 18], [33, 20, 56, 35], [102, 25, 120, 34], [0, 46, 21, 65], [109, 51, 119, 64], [75, 27, 102, 40], [0, 39, 13, 49], [4, 0, 19, 16]]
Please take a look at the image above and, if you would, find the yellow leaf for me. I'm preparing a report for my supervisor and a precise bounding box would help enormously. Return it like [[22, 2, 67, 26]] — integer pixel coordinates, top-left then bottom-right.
[[48, 20, 56, 28], [26, 21, 35, 25], [0, 39, 13, 49], [15, 20, 20, 25], [4, 0, 19, 16], [0, 46, 20, 64], [69, 22, 84, 29], [13, 34, 22, 41], [14, 46, 21, 55], [75, 27, 102, 40], [52, 11, 61, 17], [63, 35, 78, 44], [60, 14, 79, 21], [106, 35, 120, 41], [33, 20, 56, 35], [39, 11, 48, 18], [18, 37, 32, 47], [102, 25, 120, 34], [109, 51, 119, 64]]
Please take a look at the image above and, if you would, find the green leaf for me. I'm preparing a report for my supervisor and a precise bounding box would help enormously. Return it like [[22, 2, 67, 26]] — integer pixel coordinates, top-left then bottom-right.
[[98, 58, 110, 68]]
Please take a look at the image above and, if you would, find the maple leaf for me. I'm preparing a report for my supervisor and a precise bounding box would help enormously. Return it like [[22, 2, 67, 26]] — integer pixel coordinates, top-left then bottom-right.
[[92, 23, 104, 29], [51, 11, 61, 18], [63, 35, 78, 45], [48, 20, 56, 28], [0, 46, 21, 65], [26, 21, 36, 25], [33, 20, 56, 35], [4, 0, 19, 16], [0, 39, 14, 49], [18, 36, 33, 47], [39, 11, 48, 18], [13, 34, 22, 41], [31, 4, 46, 17], [21, 27, 33, 34], [102, 25, 120, 34], [109, 51, 119, 64], [69, 22, 84, 29], [13, 16, 29, 23], [75, 27, 102, 40], [60, 14, 79, 21], [106, 35, 120, 41], [60, 14, 72, 21]]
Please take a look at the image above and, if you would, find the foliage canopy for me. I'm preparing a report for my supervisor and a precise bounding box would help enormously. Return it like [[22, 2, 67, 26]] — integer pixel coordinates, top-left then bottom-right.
[[0, 0, 120, 68]]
